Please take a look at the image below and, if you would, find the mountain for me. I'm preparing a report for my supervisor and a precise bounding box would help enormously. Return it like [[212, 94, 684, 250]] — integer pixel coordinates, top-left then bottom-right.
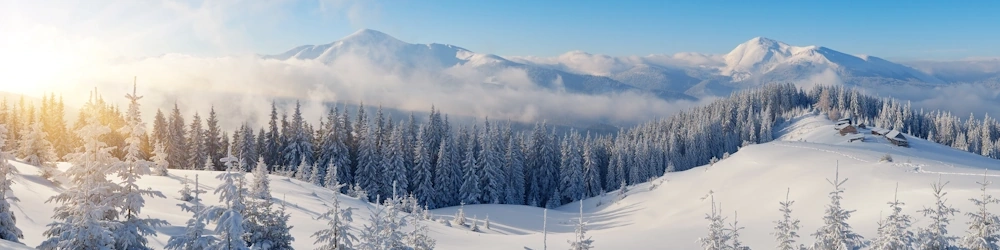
[[8, 112, 1000, 249], [723, 37, 944, 84], [266, 29, 657, 98]]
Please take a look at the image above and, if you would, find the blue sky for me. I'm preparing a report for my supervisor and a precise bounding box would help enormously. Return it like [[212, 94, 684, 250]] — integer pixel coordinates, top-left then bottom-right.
[[259, 0, 1000, 60], [3, 0, 1000, 60]]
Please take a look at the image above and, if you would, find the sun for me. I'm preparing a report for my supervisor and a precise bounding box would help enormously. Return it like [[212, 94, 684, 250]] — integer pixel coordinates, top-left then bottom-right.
[[0, 28, 83, 97]]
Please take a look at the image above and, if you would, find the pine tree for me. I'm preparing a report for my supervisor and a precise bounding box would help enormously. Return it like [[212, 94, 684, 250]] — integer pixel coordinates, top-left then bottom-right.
[[265, 102, 282, 168], [729, 212, 750, 250], [356, 126, 380, 202], [0, 124, 23, 243], [560, 133, 584, 204], [699, 192, 730, 250], [412, 126, 436, 208], [581, 136, 602, 198], [773, 188, 803, 250], [812, 164, 865, 250], [250, 156, 272, 200], [152, 109, 168, 147], [434, 133, 461, 207], [568, 200, 594, 250], [167, 103, 189, 169], [406, 203, 436, 250], [283, 101, 313, 168], [188, 113, 206, 170], [358, 196, 407, 250], [151, 142, 169, 176], [871, 184, 915, 250], [453, 202, 467, 227], [479, 120, 506, 204], [204, 107, 222, 171], [19, 122, 57, 179], [166, 174, 218, 250], [916, 177, 960, 250], [204, 149, 250, 250], [505, 133, 526, 205], [39, 101, 121, 250], [114, 83, 169, 250], [313, 192, 357, 250], [240, 125, 257, 171], [459, 137, 481, 205], [961, 173, 1000, 250], [382, 127, 408, 199], [295, 157, 312, 181]]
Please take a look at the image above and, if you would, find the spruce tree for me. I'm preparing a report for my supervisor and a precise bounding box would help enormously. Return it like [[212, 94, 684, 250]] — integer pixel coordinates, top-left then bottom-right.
[[39, 101, 121, 250], [205, 149, 250, 250], [699, 192, 730, 250], [204, 106, 222, 171], [312, 193, 357, 250], [434, 133, 461, 207], [871, 184, 915, 250], [916, 177, 960, 250], [383, 127, 408, 199], [167, 103, 189, 169], [166, 175, 217, 250], [151, 142, 169, 176], [773, 188, 803, 250], [356, 126, 380, 202], [187, 113, 206, 170], [812, 164, 864, 250], [479, 120, 506, 204], [961, 173, 1000, 250], [19, 122, 57, 179], [568, 200, 594, 250], [412, 126, 436, 208], [250, 156, 272, 200], [114, 84, 168, 250], [505, 133, 526, 205], [459, 137, 481, 205], [0, 124, 22, 243]]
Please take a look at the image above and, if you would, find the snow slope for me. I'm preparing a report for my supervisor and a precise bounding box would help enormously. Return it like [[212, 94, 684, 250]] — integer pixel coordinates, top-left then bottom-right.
[[7, 112, 1000, 249]]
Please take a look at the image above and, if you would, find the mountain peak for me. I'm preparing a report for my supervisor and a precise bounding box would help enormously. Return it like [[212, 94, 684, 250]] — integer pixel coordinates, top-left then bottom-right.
[[340, 28, 403, 44], [742, 37, 787, 50]]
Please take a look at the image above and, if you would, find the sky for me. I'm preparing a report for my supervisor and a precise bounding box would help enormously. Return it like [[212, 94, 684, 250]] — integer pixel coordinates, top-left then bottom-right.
[[2, 0, 998, 60]]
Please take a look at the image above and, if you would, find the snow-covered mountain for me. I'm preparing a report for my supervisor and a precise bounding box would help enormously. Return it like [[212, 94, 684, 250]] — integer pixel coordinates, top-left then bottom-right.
[[265, 29, 648, 98], [722, 37, 944, 84], [8, 112, 1000, 249]]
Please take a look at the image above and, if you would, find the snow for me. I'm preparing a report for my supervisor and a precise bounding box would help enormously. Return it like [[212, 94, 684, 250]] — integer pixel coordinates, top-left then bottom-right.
[[5, 112, 1000, 249], [0, 239, 32, 249]]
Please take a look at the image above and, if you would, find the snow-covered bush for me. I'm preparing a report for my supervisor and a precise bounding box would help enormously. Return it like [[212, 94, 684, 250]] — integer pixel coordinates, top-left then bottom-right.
[[880, 154, 894, 163]]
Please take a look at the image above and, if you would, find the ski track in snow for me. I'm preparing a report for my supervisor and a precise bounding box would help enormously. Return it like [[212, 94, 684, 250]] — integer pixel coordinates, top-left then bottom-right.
[[775, 142, 871, 163]]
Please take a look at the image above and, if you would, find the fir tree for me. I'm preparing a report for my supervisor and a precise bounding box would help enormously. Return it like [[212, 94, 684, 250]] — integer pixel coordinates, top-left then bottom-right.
[[812, 164, 865, 250], [412, 126, 436, 208], [961, 173, 1000, 250], [151, 142, 169, 176], [356, 126, 380, 202], [871, 184, 915, 250], [505, 133, 526, 205], [166, 174, 217, 250], [459, 137, 481, 205], [250, 156, 272, 200], [313, 192, 357, 250], [205, 149, 250, 250], [167, 103, 189, 169], [434, 132, 461, 207], [916, 177, 960, 250], [19, 122, 57, 179], [39, 101, 121, 250], [479, 120, 506, 204], [383, 127, 408, 199], [0, 124, 23, 243], [114, 83, 169, 250], [187, 113, 206, 170], [773, 188, 803, 250], [699, 192, 730, 250], [204, 106, 222, 171], [568, 200, 594, 250]]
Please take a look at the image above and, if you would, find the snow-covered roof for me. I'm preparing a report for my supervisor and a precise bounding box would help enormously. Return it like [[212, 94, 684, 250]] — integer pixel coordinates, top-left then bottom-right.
[[885, 130, 906, 141], [834, 123, 853, 130]]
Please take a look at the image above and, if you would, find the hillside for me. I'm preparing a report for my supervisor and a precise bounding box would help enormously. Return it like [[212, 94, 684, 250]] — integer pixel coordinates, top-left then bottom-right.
[[5, 111, 999, 249]]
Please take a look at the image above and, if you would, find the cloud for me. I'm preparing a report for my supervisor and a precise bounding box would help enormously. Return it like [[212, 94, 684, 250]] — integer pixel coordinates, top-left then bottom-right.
[[317, 0, 382, 28]]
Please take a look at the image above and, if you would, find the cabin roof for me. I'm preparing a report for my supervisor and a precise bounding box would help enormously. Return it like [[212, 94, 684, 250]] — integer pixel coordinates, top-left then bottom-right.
[[885, 130, 907, 141]]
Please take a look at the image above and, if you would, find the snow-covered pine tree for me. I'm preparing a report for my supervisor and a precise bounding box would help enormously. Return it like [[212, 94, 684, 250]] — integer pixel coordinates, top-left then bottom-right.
[[812, 164, 865, 250], [167, 103, 189, 169], [505, 132, 526, 205], [204, 106, 223, 171], [453, 202, 467, 227], [729, 212, 750, 250], [250, 156, 271, 200], [313, 192, 357, 250], [434, 132, 461, 207], [166, 174, 218, 250], [412, 126, 436, 208], [240, 126, 257, 171], [18, 121, 57, 179], [383, 127, 408, 200], [582, 135, 602, 198], [871, 184, 915, 250], [179, 176, 195, 202], [568, 200, 594, 250], [470, 215, 480, 232], [264, 102, 281, 169], [699, 192, 730, 250], [459, 136, 481, 205], [773, 188, 803, 250], [560, 132, 585, 204], [39, 100, 121, 250], [406, 199, 436, 250], [311, 161, 324, 186], [480, 120, 506, 204], [151, 141, 169, 176], [916, 177, 960, 250], [188, 113, 206, 170], [114, 83, 170, 250], [356, 126, 380, 202], [358, 195, 408, 250], [204, 149, 250, 250], [295, 157, 311, 181], [0, 124, 23, 243], [960, 173, 1000, 250]]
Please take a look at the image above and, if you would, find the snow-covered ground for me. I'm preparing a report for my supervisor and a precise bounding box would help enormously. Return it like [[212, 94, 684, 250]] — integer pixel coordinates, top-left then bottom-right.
[[6, 113, 999, 249]]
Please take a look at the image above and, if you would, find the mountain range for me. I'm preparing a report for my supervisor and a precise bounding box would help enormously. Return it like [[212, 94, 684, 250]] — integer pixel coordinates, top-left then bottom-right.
[[265, 29, 1000, 100]]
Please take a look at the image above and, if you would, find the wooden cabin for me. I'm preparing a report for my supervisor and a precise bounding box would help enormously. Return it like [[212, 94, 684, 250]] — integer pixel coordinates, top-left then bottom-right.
[[872, 128, 889, 136], [885, 130, 909, 147], [847, 134, 864, 142], [837, 117, 852, 125], [835, 123, 858, 136]]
